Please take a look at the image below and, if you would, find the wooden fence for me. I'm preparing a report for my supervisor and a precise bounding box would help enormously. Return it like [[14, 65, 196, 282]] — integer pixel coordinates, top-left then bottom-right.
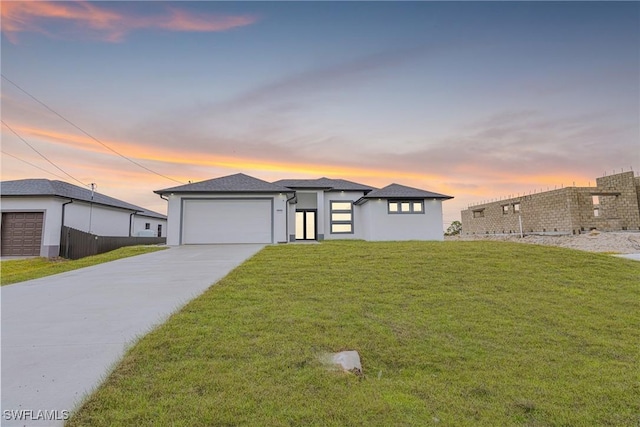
[[59, 226, 166, 260]]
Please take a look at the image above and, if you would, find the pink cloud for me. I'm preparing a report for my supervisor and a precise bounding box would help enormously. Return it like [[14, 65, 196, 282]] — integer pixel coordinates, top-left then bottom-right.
[[1, 1, 259, 43]]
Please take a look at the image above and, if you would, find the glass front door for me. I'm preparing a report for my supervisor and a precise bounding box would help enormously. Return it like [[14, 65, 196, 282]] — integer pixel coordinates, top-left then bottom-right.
[[295, 210, 316, 240]]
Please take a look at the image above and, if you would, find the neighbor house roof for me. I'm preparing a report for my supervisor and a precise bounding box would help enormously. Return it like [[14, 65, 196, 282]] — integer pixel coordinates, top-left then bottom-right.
[[274, 178, 375, 192], [155, 173, 291, 194], [134, 209, 167, 220], [363, 183, 453, 200], [0, 179, 166, 218]]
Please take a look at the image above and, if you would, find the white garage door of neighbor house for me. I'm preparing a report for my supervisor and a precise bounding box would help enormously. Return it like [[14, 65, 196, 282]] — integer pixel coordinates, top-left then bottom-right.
[[182, 199, 273, 244]]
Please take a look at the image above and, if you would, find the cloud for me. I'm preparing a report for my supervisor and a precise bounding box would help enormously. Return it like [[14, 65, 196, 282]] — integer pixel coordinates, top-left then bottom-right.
[[202, 42, 464, 119], [359, 108, 638, 184], [2, 123, 445, 185], [132, 43, 454, 164], [1, 1, 259, 43]]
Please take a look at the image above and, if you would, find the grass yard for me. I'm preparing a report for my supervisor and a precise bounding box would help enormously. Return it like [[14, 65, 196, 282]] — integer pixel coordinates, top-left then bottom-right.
[[69, 241, 639, 426], [1, 245, 167, 286]]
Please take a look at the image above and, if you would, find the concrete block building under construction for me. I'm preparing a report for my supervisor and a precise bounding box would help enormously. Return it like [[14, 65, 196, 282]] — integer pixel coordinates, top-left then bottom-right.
[[461, 171, 640, 236]]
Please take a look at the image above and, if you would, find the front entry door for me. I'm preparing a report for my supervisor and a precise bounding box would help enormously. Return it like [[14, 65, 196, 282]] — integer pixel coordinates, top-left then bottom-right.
[[295, 210, 317, 240]]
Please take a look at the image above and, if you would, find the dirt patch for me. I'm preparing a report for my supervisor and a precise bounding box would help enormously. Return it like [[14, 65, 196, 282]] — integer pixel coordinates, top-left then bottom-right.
[[447, 231, 640, 254]]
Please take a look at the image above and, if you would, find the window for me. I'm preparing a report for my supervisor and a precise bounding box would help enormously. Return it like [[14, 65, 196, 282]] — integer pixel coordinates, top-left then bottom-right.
[[473, 209, 485, 218], [145, 222, 151, 230], [502, 205, 509, 214], [592, 195, 600, 205], [330, 201, 353, 234], [388, 200, 424, 214], [513, 203, 521, 213], [594, 207, 600, 217], [157, 224, 162, 237]]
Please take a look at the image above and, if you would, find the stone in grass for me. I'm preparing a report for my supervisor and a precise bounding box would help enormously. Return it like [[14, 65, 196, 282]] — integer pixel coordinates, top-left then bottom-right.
[[319, 350, 362, 376]]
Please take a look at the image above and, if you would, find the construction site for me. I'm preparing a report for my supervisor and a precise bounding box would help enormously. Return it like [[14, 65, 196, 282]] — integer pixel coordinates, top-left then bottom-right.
[[461, 171, 640, 236]]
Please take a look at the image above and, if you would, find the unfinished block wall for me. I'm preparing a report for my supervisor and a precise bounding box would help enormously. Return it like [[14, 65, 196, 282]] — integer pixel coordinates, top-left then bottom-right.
[[594, 172, 640, 231], [461, 171, 640, 235]]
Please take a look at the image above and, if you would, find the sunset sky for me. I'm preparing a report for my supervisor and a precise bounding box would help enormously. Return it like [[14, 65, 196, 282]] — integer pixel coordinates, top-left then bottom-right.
[[1, 1, 638, 228]]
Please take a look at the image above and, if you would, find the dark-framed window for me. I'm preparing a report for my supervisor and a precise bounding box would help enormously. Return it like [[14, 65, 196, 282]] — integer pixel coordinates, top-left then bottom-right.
[[502, 205, 509, 214], [145, 222, 151, 229], [157, 224, 162, 237], [388, 200, 424, 214], [330, 201, 353, 234]]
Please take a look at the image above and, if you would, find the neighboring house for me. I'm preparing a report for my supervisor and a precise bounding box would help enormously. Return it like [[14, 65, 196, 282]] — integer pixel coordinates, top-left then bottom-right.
[[461, 171, 640, 236], [154, 173, 453, 245], [1, 179, 167, 257], [131, 209, 167, 238]]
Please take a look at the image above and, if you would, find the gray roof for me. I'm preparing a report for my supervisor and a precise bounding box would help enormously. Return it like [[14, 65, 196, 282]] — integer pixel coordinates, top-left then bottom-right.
[[155, 173, 291, 194], [274, 177, 375, 192], [1, 179, 167, 218], [134, 209, 167, 220], [364, 183, 453, 200]]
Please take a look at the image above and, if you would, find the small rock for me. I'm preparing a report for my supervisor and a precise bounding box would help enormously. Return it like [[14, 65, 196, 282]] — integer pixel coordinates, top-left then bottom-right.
[[320, 350, 362, 375]]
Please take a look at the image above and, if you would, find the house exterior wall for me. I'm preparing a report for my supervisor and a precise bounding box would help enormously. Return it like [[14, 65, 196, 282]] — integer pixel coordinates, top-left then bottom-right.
[[287, 199, 297, 242], [274, 196, 288, 243], [64, 202, 133, 237], [363, 198, 445, 241], [0, 196, 64, 257], [317, 191, 326, 240], [164, 193, 288, 245], [461, 171, 640, 235], [296, 192, 318, 209], [322, 191, 367, 240], [131, 215, 167, 237]]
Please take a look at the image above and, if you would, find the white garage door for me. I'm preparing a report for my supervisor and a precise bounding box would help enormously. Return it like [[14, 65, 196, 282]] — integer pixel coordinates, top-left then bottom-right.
[[182, 199, 272, 244]]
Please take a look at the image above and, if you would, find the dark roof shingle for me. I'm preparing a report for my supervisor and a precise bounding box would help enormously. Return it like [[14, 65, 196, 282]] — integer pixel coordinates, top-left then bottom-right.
[[1, 179, 166, 218], [274, 177, 375, 192], [155, 173, 291, 194], [364, 183, 453, 200]]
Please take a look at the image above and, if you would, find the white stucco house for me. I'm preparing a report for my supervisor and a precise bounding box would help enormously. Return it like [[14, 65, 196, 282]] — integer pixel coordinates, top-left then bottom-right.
[[154, 173, 452, 245], [1, 179, 166, 257]]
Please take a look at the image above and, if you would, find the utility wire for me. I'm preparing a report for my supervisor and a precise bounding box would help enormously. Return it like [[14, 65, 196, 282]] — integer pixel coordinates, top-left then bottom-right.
[[1, 150, 70, 182], [1, 119, 89, 187], [1, 74, 184, 185]]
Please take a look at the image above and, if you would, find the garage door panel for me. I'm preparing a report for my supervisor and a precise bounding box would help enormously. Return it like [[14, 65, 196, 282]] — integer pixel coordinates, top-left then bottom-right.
[[182, 199, 272, 244], [1, 212, 44, 256]]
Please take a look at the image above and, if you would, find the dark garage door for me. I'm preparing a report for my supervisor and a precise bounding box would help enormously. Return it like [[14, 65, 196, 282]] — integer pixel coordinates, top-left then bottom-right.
[[1, 212, 44, 256]]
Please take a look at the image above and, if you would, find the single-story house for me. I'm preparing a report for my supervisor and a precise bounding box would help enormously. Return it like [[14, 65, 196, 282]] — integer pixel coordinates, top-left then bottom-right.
[[154, 173, 452, 245], [1, 179, 167, 257]]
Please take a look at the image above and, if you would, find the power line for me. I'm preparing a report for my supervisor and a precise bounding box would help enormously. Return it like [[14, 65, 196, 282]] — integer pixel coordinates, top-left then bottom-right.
[[1, 150, 70, 181], [1, 119, 89, 187], [1, 73, 184, 185]]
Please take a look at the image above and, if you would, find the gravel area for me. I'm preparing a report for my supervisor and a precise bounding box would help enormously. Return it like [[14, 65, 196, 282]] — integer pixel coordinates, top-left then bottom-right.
[[447, 231, 640, 254]]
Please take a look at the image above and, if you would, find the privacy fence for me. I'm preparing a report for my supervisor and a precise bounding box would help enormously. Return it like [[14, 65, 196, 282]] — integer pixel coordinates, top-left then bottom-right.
[[60, 226, 166, 260]]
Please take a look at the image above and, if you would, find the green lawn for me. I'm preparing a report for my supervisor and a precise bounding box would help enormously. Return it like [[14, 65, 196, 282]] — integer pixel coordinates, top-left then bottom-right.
[[1, 245, 167, 286], [68, 241, 639, 426]]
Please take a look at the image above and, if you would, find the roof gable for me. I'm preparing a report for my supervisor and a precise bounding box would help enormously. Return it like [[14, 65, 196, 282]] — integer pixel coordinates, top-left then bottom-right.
[[364, 183, 453, 200], [155, 173, 291, 194]]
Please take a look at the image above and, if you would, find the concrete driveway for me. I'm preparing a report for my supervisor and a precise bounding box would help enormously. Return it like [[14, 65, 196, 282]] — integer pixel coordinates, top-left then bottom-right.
[[1, 244, 264, 426], [616, 253, 640, 261]]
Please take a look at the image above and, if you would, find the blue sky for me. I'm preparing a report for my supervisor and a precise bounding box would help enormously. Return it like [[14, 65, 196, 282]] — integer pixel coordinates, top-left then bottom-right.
[[2, 1, 638, 226]]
